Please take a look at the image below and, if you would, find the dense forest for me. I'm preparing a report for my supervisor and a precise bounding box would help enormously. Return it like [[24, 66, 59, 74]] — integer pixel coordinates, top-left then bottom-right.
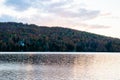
[[0, 22, 120, 52]]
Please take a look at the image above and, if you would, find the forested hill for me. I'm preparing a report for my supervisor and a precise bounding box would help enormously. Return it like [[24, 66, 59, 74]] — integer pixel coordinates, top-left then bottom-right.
[[0, 22, 120, 52]]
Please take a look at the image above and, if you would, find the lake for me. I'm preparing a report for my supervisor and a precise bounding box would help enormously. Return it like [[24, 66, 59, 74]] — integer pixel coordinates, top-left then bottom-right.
[[0, 53, 120, 80]]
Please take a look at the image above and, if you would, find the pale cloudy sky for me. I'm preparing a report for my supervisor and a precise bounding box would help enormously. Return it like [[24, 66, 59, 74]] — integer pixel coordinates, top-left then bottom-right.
[[0, 0, 120, 38]]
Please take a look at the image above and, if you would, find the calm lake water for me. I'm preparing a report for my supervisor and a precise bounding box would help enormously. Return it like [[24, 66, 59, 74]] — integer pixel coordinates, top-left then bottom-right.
[[0, 53, 120, 80]]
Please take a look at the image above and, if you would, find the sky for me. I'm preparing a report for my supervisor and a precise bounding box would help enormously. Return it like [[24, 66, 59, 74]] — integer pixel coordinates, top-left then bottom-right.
[[0, 0, 120, 38]]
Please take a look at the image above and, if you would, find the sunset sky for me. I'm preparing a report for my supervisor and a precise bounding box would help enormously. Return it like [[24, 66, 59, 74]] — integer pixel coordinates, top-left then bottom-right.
[[0, 0, 120, 38]]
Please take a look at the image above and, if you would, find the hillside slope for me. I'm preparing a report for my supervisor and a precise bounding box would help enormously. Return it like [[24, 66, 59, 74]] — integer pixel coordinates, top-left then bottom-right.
[[0, 22, 120, 52]]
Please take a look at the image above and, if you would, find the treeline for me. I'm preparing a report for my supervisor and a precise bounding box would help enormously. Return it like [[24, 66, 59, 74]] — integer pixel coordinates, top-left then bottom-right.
[[0, 22, 120, 52]]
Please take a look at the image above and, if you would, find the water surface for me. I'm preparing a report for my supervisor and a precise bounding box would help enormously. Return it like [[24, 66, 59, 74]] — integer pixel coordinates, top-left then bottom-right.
[[0, 54, 120, 80]]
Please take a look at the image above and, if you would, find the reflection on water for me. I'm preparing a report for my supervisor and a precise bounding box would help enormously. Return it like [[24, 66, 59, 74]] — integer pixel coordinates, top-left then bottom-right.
[[0, 54, 120, 80]]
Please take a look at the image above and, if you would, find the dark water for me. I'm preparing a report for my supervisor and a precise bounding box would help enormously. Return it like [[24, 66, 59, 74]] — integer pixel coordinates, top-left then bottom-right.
[[0, 54, 120, 80]]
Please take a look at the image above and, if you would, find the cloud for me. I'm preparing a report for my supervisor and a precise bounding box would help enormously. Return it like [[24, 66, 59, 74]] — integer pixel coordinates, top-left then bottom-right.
[[1, 0, 101, 20], [100, 13, 111, 16], [0, 5, 38, 23], [54, 8, 100, 20], [0, 15, 17, 22], [4, 0, 72, 11], [81, 24, 110, 29], [0, 0, 102, 27], [31, 0, 100, 20], [5, 0, 31, 11]]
